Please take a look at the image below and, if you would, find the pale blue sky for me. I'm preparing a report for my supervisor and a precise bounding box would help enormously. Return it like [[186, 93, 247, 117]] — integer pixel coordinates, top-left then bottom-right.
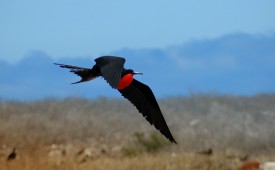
[[1, 0, 275, 62]]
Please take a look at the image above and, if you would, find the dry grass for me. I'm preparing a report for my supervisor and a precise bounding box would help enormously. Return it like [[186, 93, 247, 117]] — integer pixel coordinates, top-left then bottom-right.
[[0, 94, 275, 169], [1, 151, 274, 170]]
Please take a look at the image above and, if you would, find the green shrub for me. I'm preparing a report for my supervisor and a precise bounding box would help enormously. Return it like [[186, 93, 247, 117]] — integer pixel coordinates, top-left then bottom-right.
[[122, 131, 170, 156]]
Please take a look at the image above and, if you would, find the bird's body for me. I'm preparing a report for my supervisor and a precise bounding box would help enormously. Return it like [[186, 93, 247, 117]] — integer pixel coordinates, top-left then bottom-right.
[[55, 56, 177, 143]]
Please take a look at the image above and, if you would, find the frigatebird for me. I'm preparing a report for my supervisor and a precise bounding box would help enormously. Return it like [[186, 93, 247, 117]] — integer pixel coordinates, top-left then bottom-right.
[[54, 56, 177, 143]]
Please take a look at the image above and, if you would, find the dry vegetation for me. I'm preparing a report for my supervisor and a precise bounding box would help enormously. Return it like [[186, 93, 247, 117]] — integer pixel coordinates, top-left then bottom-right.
[[0, 94, 275, 169]]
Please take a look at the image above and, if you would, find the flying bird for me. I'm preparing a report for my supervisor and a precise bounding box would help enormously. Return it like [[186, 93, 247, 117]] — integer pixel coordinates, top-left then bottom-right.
[[54, 56, 177, 143]]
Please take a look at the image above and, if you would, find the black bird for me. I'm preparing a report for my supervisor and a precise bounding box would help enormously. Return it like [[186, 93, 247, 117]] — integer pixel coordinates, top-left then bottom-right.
[[7, 148, 16, 161], [54, 56, 177, 143]]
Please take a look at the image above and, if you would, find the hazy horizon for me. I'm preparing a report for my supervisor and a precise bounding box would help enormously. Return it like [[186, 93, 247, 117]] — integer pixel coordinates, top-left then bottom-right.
[[1, 0, 275, 63]]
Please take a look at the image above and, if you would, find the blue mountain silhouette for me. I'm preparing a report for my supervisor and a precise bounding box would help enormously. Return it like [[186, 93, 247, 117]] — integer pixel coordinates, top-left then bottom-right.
[[1, 33, 274, 100]]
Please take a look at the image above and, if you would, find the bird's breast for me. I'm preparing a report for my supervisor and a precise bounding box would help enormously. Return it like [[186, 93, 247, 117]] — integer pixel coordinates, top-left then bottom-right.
[[117, 74, 133, 90]]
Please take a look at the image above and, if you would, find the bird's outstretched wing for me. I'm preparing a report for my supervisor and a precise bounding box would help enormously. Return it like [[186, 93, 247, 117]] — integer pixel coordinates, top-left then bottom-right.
[[54, 63, 100, 84], [118, 79, 177, 143], [95, 56, 125, 88]]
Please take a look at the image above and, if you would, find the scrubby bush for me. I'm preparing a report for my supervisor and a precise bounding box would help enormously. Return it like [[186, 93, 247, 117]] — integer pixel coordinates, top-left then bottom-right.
[[122, 132, 170, 156]]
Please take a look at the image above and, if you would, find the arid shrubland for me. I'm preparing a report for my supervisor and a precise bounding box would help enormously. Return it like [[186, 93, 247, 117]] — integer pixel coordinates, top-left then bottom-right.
[[0, 94, 275, 154]]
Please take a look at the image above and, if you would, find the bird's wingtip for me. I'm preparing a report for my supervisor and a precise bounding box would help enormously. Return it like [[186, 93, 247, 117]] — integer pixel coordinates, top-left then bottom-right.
[[171, 139, 177, 144], [167, 134, 177, 144], [54, 63, 64, 67]]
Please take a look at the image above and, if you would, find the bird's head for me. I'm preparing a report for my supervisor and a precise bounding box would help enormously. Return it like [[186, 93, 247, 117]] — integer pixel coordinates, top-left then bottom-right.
[[123, 69, 143, 76]]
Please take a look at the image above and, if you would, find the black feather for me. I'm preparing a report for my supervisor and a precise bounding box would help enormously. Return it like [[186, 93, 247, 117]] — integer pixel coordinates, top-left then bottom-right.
[[119, 79, 177, 143], [95, 56, 125, 88]]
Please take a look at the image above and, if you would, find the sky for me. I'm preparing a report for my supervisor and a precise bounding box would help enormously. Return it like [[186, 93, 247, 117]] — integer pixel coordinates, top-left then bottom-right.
[[1, 0, 275, 63]]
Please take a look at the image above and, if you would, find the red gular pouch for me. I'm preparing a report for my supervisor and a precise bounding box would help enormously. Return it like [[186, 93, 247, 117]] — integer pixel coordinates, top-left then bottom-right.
[[117, 73, 134, 90]]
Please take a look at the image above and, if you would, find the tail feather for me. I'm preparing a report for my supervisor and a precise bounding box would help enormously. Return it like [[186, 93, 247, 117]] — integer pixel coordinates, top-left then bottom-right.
[[71, 80, 86, 84], [54, 63, 100, 84]]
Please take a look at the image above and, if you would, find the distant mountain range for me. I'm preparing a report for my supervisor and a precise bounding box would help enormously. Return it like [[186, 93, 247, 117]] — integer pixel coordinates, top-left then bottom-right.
[[1, 33, 274, 100]]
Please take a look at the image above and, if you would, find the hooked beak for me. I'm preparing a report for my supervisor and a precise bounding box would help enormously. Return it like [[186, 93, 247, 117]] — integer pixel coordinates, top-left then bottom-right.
[[133, 71, 143, 75]]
